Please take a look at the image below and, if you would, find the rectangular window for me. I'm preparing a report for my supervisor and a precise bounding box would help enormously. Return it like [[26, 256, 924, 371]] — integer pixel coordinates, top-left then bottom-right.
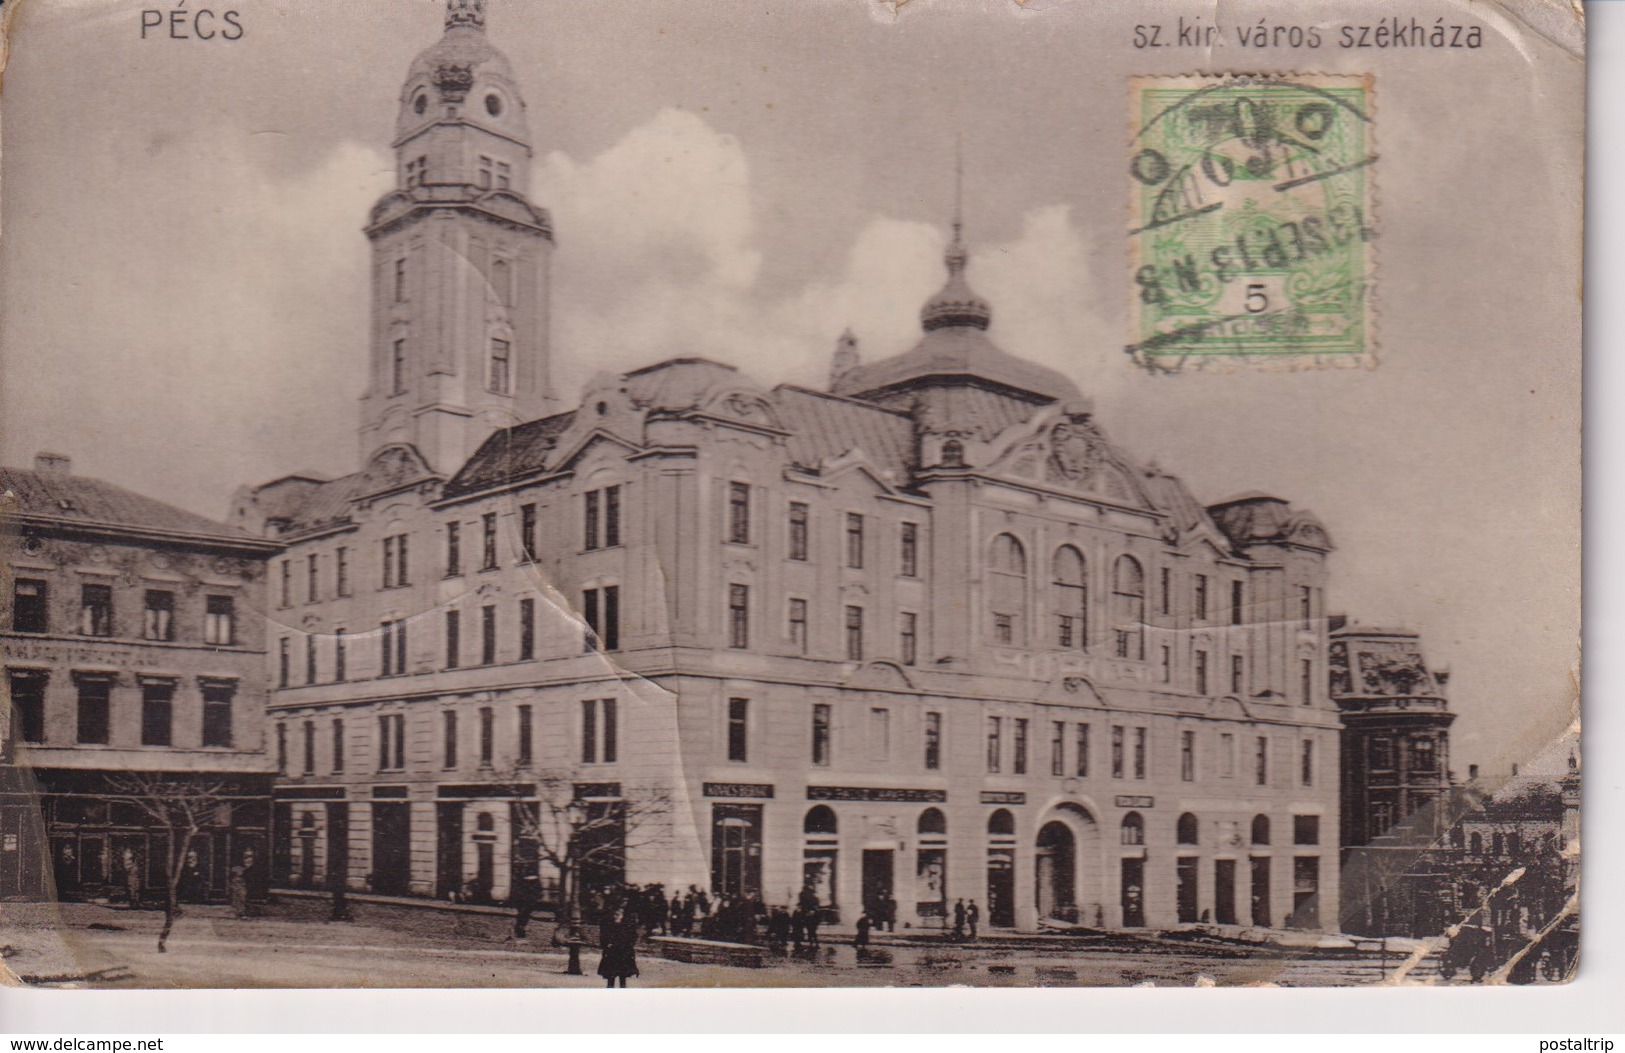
[[322, 717, 340, 774], [1050, 721, 1066, 777], [1370, 736, 1395, 769], [582, 698, 618, 763], [583, 586, 621, 651], [477, 154, 493, 188], [811, 703, 832, 766], [276, 722, 288, 773], [1299, 585, 1314, 629], [1181, 729, 1196, 782], [1220, 732, 1236, 777], [1160, 645, 1172, 683], [489, 338, 511, 395], [1300, 658, 1315, 706], [517, 704, 534, 766], [378, 713, 405, 771], [900, 523, 919, 577], [445, 610, 461, 669], [404, 155, 426, 187], [305, 634, 318, 684], [728, 482, 751, 544], [845, 513, 865, 569], [1133, 726, 1147, 779], [604, 485, 621, 547], [986, 716, 1002, 774], [204, 595, 235, 646], [728, 584, 750, 648], [197, 680, 232, 748], [142, 590, 174, 641], [1255, 736, 1270, 786], [445, 521, 461, 576], [12, 580, 47, 634], [585, 490, 601, 550], [496, 161, 512, 189], [1410, 736, 1437, 772], [1159, 566, 1172, 616], [479, 706, 494, 767], [382, 538, 395, 589], [519, 598, 536, 661], [1301, 739, 1315, 786], [1230, 654, 1244, 695], [394, 257, 407, 302], [140, 681, 174, 747], [788, 502, 809, 561], [334, 629, 347, 683], [76, 678, 111, 745], [337, 547, 350, 596], [727, 698, 749, 762], [392, 338, 407, 395], [899, 612, 918, 666], [307, 554, 320, 603], [302, 719, 316, 775], [869, 707, 892, 760], [1194, 575, 1209, 621], [278, 637, 291, 688], [477, 604, 497, 663], [993, 613, 1013, 646], [924, 711, 942, 771], [788, 598, 808, 654], [382, 534, 410, 587], [80, 584, 113, 637], [1013, 718, 1029, 775], [1075, 723, 1090, 778], [1231, 580, 1245, 626], [1293, 814, 1321, 846], [844, 605, 863, 661], [482, 512, 498, 570], [520, 504, 537, 561], [1111, 725, 1125, 778], [1195, 649, 1209, 696], [280, 560, 292, 607]]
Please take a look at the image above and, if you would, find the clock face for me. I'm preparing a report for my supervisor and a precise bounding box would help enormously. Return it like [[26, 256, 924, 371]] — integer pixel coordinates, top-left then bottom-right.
[[485, 93, 502, 117]]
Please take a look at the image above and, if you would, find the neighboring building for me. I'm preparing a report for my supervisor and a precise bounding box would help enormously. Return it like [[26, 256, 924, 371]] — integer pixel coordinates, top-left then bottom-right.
[[233, 1, 1344, 931], [1, 454, 280, 902], [1330, 621, 1468, 935]]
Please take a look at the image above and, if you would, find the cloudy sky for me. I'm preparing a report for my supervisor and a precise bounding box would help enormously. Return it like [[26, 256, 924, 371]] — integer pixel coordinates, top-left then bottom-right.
[[0, 0, 1581, 777]]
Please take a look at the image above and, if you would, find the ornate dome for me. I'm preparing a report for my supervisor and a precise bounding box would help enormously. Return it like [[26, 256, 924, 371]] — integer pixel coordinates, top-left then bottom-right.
[[920, 223, 992, 331]]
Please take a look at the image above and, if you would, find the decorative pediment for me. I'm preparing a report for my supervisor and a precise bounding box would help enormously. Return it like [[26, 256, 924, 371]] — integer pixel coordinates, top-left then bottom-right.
[[981, 409, 1153, 509], [357, 443, 437, 499], [820, 449, 899, 493], [703, 388, 783, 430], [1208, 694, 1253, 720], [1037, 673, 1110, 707], [843, 660, 915, 692]]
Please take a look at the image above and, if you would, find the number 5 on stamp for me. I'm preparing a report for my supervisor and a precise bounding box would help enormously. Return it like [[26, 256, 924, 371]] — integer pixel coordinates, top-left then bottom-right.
[[1127, 74, 1375, 370]]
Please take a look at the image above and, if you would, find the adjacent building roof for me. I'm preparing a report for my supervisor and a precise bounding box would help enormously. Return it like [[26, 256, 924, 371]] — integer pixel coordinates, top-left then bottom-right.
[[2, 464, 263, 546]]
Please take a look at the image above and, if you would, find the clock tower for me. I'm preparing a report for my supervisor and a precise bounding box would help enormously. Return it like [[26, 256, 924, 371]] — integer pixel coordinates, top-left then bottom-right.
[[359, 0, 556, 476]]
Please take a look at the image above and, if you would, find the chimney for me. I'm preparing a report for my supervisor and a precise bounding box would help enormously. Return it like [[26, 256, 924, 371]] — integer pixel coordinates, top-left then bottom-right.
[[34, 452, 71, 476]]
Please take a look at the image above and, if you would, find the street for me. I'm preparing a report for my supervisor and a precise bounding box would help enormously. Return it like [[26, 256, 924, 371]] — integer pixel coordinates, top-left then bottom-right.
[[1, 899, 1454, 989]]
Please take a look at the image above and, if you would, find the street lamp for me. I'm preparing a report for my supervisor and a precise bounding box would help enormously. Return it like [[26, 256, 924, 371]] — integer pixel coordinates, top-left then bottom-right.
[[563, 798, 587, 976]]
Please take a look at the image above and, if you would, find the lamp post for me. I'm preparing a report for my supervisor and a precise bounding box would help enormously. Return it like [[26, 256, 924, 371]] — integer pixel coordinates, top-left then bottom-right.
[[564, 798, 587, 976]]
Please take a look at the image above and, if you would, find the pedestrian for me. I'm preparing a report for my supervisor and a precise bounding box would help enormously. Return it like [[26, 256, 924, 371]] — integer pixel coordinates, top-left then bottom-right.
[[228, 855, 251, 919], [883, 894, 898, 933], [596, 907, 640, 988], [510, 867, 541, 938], [669, 891, 684, 936], [695, 887, 712, 918], [178, 850, 205, 905], [123, 849, 143, 911], [967, 898, 981, 939], [952, 898, 967, 940], [804, 903, 822, 947], [767, 905, 790, 952], [854, 911, 872, 949], [790, 906, 806, 950]]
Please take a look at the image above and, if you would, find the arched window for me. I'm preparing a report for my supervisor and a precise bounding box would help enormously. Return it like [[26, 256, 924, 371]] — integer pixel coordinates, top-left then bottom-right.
[[1176, 812, 1199, 845], [299, 812, 316, 831], [941, 440, 965, 467], [477, 812, 495, 833], [1120, 812, 1145, 846], [987, 809, 1015, 837], [804, 805, 838, 836], [1251, 814, 1271, 846], [1051, 546, 1088, 650], [918, 808, 947, 836], [988, 535, 1028, 646], [1469, 832, 1483, 855], [1112, 556, 1146, 660]]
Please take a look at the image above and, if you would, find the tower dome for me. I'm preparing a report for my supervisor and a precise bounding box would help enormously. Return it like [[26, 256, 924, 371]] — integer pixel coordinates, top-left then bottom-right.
[[398, 0, 529, 146], [919, 220, 992, 332]]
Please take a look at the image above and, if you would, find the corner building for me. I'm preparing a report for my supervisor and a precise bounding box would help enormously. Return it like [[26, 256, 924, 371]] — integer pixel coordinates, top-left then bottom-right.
[[236, 1, 1341, 931]]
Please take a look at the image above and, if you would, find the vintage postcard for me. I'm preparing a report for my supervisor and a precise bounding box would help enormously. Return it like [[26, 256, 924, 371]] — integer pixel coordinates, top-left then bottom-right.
[[0, 0, 1582, 990]]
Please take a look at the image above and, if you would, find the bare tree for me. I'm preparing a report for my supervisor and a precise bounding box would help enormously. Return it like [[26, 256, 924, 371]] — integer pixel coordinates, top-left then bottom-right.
[[106, 772, 230, 953]]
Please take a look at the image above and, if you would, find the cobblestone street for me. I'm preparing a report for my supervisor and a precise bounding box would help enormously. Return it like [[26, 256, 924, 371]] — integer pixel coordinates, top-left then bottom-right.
[[2, 899, 1451, 990]]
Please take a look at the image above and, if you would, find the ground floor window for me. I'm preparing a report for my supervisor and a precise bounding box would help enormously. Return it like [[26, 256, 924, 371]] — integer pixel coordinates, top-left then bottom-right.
[[1289, 855, 1320, 929]]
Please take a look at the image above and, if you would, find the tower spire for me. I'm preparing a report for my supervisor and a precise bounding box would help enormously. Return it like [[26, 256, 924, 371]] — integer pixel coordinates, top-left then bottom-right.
[[947, 133, 967, 276], [446, 0, 485, 29]]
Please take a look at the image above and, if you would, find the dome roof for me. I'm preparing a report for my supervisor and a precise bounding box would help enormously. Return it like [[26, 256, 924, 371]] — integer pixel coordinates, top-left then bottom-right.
[[407, 24, 516, 89], [920, 224, 991, 332]]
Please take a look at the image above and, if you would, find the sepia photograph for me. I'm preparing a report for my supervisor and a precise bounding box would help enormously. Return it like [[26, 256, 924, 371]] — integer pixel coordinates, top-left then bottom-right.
[[0, 0, 1583, 998]]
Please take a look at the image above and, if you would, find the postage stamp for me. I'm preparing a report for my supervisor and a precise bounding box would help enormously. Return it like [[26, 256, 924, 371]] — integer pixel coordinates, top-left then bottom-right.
[[1127, 74, 1375, 370]]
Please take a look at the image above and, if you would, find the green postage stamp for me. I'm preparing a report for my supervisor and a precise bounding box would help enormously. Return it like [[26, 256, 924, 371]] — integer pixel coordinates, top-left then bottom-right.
[[1127, 74, 1375, 370]]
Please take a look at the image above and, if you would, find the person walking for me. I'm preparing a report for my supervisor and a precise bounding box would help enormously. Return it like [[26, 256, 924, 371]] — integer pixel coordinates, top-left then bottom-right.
[[227, 855, 251, 919], [123, 849, 144, 911], [952, 898, 967, 940], [596, 907, 640, 988], [854, 910, 872, 950], [966, 898, 981, 939], [882, 894, 898, 933], [510, 867, 541, 939]]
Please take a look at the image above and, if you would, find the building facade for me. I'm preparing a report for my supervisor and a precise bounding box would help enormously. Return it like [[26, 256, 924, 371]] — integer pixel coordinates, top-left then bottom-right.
[[233, 1, 1344, 932], [1, 454, 279, 902]]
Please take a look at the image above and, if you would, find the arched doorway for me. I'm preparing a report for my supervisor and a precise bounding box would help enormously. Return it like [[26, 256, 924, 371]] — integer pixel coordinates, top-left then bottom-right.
[[1035, 821, 1076, 922]]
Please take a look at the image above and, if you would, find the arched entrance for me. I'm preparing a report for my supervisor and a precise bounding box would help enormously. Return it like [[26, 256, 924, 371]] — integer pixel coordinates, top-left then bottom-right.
[[1035, 821, 1076, 922]]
